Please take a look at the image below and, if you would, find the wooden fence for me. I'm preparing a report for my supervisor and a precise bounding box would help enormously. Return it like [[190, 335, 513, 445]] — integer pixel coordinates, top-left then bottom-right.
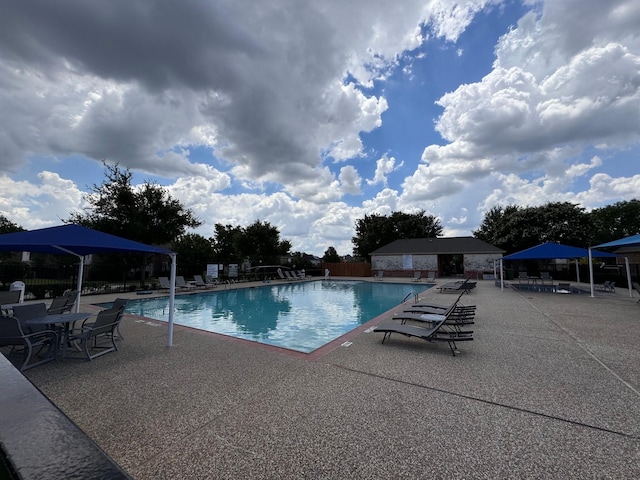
[[321, 262, 371, 277]]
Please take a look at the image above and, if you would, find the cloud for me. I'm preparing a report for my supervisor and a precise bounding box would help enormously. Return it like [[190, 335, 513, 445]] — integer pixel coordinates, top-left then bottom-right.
[[403, 0, 640, 235], [2, 0, 640, 257], [0, 172, 84, 228], [367, 154, 404, 186]]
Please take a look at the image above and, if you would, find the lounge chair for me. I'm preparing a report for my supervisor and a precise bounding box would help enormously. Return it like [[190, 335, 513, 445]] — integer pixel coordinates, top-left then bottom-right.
[[408, 291, 468, 310], [0, 316, 58, 370], [374, 271, 384, 281], [437, 278, 476, 294], [540, 272, 553, 284], [65, 307, 124, 361], [193, 275, 212, 289], [373, 316, 473, 356], [176, 276, 196, 291], [285, 270, 299, 281], [403, 303, 476, 316], [517, 272, 529, 283], [323, 269, 331, 280], [411, 271, 421, 282], [277, 268, 287, 280], [158, 277, 171, 291], [396, 298, 476, 329]]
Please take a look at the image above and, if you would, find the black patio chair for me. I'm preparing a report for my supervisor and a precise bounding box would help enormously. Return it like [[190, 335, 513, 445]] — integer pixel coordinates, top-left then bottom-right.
[[110, 298, 128, 340], [65, 307, 124, 361], [0, 316, 58, 371], [47, 296, 70, 315]]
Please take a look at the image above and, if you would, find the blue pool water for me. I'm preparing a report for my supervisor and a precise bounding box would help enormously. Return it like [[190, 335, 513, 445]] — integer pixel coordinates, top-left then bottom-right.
[[121, 280, 431, 353]]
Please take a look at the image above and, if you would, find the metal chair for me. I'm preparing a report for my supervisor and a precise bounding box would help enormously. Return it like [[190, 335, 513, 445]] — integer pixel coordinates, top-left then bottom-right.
[[111, 298, 128, 340], [0, 316, 58, 371], [65, 307, 123, 361]]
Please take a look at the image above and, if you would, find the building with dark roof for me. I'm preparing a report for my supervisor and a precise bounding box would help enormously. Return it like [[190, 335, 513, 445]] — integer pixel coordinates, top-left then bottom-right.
[[370, 237, 504, 278]]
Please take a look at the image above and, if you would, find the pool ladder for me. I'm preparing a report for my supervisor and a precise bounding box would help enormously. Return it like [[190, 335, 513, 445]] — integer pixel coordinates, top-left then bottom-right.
[[402, 291, 420, 303]]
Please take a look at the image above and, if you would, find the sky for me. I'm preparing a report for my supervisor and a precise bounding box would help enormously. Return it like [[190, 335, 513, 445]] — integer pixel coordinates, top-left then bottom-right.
[[1, 0, 639, 257]]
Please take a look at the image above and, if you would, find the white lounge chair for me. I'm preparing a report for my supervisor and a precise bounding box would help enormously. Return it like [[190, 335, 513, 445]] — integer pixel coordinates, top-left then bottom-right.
[[176, 276, 196, 291], [158, 277, 171, 291], [193, 275, 213, 289]]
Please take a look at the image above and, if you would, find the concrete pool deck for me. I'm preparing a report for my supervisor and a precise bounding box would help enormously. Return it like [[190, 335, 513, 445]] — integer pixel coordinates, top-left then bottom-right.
[[22, 278, 640, 478]]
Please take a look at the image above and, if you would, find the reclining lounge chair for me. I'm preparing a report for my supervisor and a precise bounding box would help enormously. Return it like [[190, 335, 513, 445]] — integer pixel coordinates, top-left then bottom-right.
[[436, 278, 476, 294], [373, 316, 473, 356]]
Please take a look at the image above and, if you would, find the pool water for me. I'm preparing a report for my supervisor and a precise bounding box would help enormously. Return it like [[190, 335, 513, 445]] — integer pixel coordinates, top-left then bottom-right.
[[121, 280, 431, 353]]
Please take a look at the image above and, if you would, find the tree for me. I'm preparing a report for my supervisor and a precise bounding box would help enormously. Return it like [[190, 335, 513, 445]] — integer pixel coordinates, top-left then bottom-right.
[[211, 224, 243, 263], [171, 233, 215, 275], [213, 220, 291, 266], [323, 246, 341, 263], [0, 215, 25, 266], [473, 202, 593, 253], [591, 199, 640, 245], [67, 163, 201, 245], [0, 215, 24, 234], [66, 163, 202, 285], [352, 210, 443, 260], [290, 252, 313, 270]]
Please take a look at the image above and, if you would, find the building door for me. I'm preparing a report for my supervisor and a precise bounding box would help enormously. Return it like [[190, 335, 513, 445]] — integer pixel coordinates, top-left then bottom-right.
[[438, 254, 464, 276]]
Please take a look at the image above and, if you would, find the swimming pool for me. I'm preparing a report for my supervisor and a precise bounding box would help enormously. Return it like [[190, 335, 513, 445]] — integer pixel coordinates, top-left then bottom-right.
[[121, 280, 430, 353]]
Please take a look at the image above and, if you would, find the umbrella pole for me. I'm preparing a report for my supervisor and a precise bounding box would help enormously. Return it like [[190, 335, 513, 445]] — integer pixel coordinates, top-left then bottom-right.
[[588, 248, 594, 297]]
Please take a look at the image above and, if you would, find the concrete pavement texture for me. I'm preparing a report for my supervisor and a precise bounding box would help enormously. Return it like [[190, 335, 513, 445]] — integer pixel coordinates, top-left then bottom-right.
[[22, 278, 640, 479]]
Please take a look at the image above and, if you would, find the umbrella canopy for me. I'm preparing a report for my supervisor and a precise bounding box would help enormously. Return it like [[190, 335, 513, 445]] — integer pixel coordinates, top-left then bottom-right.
[[503, 242, 616, 260], [589, 234, 640, 298], [592, 234, 640, 249], [0, 224, 170, 255], [0, 224, 177, 346]]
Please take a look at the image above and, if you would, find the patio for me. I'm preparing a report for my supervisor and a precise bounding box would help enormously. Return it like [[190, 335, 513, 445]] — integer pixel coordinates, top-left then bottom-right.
[[20, 279, 640, 479]]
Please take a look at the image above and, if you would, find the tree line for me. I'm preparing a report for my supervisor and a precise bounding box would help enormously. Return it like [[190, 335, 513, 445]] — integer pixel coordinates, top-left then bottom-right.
[[473, 200, 640, 253], [1, 163, 638, 268]]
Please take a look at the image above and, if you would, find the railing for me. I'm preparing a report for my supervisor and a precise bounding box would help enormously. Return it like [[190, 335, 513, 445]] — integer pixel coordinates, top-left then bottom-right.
[[402, 291, 420, 303]]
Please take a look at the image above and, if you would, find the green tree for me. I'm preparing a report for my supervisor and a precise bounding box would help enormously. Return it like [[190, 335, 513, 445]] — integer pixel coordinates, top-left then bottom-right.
[[352, 210, 443, 260], [211, 224, 243, 263], [213, 220, 291, 266], [67, 163, 201, 245], [66, 163, 202, 285], [171, 233, 215, 275], [0, 215, 24, 234], [0, 216, 26, 276], [234, 220, 291, 265], [474, 202, 593, 253], [290, 252, 313, 270], [590, 199, 640, 245], [323, 246, 341, 263]]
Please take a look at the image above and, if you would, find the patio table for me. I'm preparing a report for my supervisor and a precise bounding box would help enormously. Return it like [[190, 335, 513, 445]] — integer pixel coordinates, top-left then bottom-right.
[[24, 312, 93, 357]]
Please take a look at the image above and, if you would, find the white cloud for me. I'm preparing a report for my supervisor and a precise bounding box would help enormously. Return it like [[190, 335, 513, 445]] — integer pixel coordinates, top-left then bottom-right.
[[367, 154, 404, 186], [338, 166, 362, 195], [0, 172, 84, 229], [2, 0, 640, 257]]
